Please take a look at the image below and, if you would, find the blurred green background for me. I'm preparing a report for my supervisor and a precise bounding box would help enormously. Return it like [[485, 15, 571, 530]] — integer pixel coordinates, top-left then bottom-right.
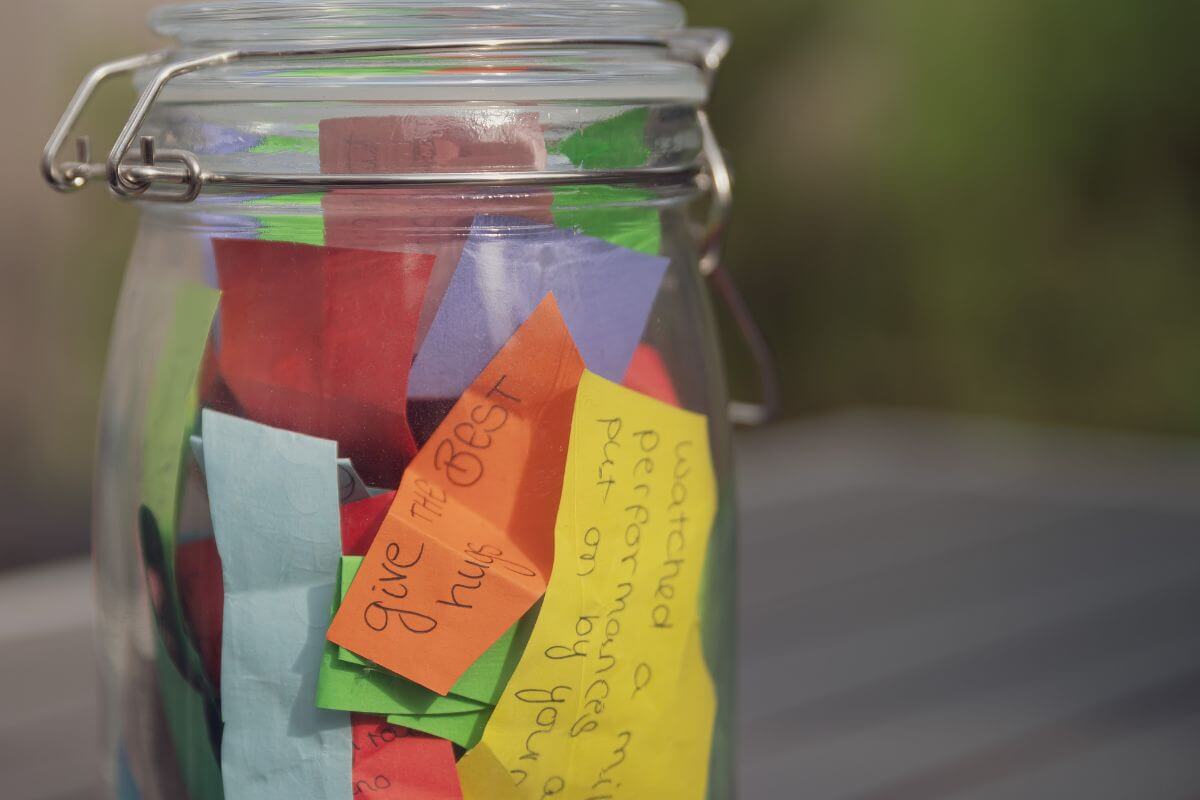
[[3, 0, 1199, 568]]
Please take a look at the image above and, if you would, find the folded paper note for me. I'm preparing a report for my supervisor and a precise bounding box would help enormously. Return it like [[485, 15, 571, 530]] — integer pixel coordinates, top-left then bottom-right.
[[203, 410, 352, 800], [407, 216, 668, 402], [212, 238, 434, 487], [329, 296, 584, 695], [336, 556, 538, 706], [457, 372, 718, 799], [352, 716, 463, 800]]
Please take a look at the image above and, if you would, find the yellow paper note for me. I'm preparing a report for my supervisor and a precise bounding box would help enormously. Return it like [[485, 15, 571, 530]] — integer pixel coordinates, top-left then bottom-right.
[[459, 371, 718, 800]]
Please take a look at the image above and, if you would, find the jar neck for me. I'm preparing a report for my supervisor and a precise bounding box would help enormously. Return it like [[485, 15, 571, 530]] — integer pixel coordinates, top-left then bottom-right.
[[150, 1, 687, 51]]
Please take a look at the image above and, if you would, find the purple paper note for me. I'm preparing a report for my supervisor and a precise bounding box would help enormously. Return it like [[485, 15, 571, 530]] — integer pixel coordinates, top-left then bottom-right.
[[409, 215, 669, 400]]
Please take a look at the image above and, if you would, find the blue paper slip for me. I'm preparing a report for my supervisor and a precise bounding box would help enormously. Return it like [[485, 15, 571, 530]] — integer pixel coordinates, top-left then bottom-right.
[[408, 215, 669, 400], [202, 410, 351, 800]]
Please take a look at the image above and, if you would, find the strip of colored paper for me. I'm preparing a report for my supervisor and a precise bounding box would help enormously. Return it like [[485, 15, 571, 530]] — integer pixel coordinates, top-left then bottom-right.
[[139, 284, 223, 800], [457, 372, 718, 799], [329, 296, 584, 695], [351, 715, 463, 800], [203, 410, 352, 800], [211, 238, 434, 487], [407, 216, 667, 403]]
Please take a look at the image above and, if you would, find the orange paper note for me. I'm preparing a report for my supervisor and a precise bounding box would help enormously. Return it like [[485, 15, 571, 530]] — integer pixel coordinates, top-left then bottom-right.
[[328, 295, 584, 694]]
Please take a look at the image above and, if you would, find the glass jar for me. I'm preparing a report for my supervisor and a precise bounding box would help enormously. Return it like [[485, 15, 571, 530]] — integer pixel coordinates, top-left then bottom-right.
[[43, 2, 764, 798]]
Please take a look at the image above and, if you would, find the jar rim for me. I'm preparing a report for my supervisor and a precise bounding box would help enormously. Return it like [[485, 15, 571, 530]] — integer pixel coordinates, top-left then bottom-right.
[[150, 0, 687, 48]]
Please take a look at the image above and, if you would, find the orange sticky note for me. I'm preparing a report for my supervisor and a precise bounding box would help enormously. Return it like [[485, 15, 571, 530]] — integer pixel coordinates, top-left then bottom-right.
[[328, 295, 584, 695]]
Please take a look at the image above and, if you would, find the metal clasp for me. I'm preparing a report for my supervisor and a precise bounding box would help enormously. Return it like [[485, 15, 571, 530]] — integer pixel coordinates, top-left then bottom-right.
[[41, 52, 167, 194]]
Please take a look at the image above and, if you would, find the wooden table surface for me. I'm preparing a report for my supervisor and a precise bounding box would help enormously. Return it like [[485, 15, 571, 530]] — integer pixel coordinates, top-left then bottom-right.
[[5, 412, 1200, 799]]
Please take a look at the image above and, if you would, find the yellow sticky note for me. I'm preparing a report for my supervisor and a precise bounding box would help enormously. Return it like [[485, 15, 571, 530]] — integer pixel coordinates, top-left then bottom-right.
[[459, 371, 718, 800]]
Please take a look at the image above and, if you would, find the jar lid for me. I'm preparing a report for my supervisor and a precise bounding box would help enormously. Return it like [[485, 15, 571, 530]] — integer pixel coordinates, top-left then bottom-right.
[[151, 0, 686, 49]]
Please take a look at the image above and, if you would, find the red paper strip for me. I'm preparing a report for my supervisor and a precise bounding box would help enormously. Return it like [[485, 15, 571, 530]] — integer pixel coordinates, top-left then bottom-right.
[[319, 114, 548, 175], [212, 239, 435, 487], [352, 715, 463, 800], [175, 537, 223, 691], [341, 492, 397, 557], [622, 343, 681, 407]]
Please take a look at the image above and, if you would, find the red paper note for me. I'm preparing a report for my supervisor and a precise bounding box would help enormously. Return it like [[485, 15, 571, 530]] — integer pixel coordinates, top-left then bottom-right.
[[342, 492, 397, 557], [328, 295, 584, 694], [352, 715, 462, 800], [622, 343, 681, 407], [320, 114, 548, 175], [175, 537, 223, 691], [212, 239, 435, 486]]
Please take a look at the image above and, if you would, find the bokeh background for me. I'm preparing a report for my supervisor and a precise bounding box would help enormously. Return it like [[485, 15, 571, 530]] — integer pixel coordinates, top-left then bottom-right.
[[3, 0, 1199, 561]]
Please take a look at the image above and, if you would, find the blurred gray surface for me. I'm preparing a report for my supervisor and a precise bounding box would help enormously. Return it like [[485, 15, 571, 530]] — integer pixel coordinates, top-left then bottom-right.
[[5, 412, 1200, 799]]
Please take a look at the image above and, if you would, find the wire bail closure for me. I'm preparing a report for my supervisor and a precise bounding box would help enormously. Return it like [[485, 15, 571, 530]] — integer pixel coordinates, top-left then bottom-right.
[[40, 30, 779, 424]]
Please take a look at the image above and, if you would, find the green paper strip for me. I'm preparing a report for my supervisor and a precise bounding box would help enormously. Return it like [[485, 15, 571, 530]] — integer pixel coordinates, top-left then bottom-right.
[[552, 185, 662, 256], [250, 135, 320, 156], [317, 643, 485, 716], [154, 632, 224, 800], [141, 284, 220, 587], [258, 214, 325, 247], [251, 192, 325, 246], [387, 710, 491, 750], [141, 284, 221, 683], [552, 107, 651, 170], [256, 192, 325, 207], [140, 286, 222, 800]]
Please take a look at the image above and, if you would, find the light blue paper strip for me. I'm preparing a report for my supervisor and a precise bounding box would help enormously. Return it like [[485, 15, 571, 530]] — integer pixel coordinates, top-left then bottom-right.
[[202, 410, 351, 800]]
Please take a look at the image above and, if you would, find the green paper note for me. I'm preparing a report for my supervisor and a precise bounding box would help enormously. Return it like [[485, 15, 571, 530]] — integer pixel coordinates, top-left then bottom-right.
[[251, 192, 325, 246], [142, 284, 220, 584], [552, 185, 662, 256], [259, 215, 325, 247], [387, 710, 491, 750], [552, 107, 651, 170], [140, 286, 222, 800], [317, 643, 486, 715], [141, 285, 220, 681], [250, 135, 320, 156], [154, 631, 224, 800], [336, 557, 538, 705]]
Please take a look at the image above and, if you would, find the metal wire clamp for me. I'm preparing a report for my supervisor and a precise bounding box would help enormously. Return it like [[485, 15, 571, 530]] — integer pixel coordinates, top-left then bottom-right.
[[40, 32, 779, 424]]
